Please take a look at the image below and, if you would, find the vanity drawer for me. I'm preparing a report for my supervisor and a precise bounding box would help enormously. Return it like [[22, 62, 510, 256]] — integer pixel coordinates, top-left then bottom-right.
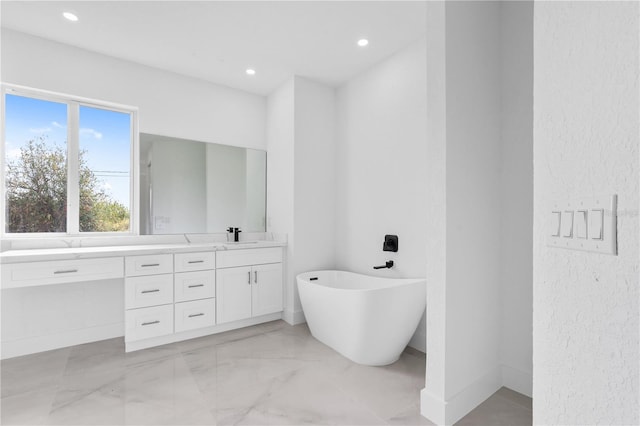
[[125, 304, 174, 342], [125, 274, 173, 309], [216, 247, 282, 268], [174, 252, 215, 273], [125, 254, 173, 277], [174, 270, 215, 303], [1, 257, 124, 288], [174, 298, 215, 333]]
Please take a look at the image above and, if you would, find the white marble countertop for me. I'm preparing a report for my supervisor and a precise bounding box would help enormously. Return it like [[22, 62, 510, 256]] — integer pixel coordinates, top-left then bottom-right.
[[0, 240, 286, 264]]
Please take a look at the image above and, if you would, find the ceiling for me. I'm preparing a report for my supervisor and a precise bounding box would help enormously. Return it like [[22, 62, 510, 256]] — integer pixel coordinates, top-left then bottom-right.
[[0, 1, 427, 96]]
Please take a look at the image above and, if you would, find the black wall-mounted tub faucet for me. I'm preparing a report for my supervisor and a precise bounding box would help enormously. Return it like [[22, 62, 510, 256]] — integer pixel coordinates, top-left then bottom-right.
[[373, 260, 394, 270]]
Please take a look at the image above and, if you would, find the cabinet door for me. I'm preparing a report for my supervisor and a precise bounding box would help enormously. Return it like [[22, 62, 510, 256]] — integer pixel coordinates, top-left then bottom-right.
[[251, 263, 283, 317], [216, 266, 252, 324]]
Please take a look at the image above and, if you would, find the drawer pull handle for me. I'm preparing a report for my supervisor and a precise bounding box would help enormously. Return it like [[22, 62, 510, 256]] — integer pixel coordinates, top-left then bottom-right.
[[188, 260, 204, 264], [248, 271, 251, 284], [54, 269, 78, 274], [141, 263, 160, 267], [142, 320, 160, 326], [254, 271, 258, 284], [188, 284, 205, 288], [141, 289, 160, 294], [188, 313, 204, 318]]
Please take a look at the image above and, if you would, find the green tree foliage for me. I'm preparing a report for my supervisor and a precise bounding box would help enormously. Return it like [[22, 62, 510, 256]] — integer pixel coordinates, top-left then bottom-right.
[[6, 137, 129, 233]]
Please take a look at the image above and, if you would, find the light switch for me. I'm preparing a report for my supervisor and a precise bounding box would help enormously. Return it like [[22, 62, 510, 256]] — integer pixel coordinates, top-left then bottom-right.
[[590, 209, 604, 240], [575, 210, 588, 239], [551, 211, 562, 236], [562, 211, 574, 238], [546, 195, 616, 255]]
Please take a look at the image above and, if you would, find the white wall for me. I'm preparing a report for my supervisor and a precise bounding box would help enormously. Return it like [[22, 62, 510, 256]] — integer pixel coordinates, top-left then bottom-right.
[[335, 37, 428, 350], [292, 77, 337, 310], [423, 2, 448, 422], [423, 2, 515, 424], [533, 2, 639, 424], [444, 0, 502, 405], [266, 78, 296, 321], [1, 29, 266, 150], [500, 1, 533, 397], [266, 76, 337, 324]]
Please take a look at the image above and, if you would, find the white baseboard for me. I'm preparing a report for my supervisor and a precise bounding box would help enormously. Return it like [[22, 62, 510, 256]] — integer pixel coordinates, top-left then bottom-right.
[[421, 388, 448, 425], [1, 323, 124, 360], [501, 364, 532, 398], [421, 366, 502, 425], [282, 308, 306, 325]]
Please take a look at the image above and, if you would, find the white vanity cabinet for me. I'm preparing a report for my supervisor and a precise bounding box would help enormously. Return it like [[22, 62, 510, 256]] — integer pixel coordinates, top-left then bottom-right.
[[216, 248, 283, 324], [124, 251, 217, 347], [173, 252, 216, 333], [124, 254, 174, 342], [1, 242, 285, 358]]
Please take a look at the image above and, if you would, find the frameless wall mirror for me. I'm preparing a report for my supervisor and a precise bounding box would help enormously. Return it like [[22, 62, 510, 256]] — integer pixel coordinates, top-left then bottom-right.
[[139, 133, 266, 235]]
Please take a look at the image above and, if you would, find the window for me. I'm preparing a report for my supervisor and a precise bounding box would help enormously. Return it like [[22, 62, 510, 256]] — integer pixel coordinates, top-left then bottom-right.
[[2, 85, 138, 235]]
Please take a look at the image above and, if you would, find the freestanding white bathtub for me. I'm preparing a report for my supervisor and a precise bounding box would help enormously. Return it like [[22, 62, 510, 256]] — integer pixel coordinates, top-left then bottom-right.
[[297, 270, 426, 366]]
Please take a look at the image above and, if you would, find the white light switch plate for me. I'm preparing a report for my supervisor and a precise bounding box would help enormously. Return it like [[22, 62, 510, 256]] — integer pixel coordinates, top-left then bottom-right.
[[546, 195, 617, 255]]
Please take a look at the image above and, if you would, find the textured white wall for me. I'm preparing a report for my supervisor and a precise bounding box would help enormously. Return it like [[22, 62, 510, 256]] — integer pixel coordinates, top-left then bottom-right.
[[335, 37, 428, 350], [533, 2, 639, 425], [1, 29, 266, 150], [500, 1, 533, 397]]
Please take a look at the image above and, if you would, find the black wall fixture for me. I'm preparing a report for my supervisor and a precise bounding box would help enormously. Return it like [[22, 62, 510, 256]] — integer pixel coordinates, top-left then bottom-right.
[[383, 235, 398, 252]]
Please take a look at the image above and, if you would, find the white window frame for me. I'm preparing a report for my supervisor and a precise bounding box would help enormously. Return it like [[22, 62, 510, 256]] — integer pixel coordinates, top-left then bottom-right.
[[1, 83, 140, 237]]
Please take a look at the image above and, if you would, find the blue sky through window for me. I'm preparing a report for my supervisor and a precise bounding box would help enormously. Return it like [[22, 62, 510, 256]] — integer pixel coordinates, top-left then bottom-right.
[[80, 105, 131, 208], [5, 94, 131, 208]]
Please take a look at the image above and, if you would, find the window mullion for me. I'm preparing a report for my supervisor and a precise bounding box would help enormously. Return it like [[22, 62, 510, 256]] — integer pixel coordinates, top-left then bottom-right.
[[67, 103, 80, 235]]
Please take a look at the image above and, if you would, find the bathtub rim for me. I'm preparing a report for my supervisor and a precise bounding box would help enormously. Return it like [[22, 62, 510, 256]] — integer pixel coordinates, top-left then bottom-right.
[[296, 269, 426, 292]]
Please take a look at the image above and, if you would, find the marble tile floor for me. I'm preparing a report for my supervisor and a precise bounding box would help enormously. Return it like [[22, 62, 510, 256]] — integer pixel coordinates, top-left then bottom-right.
[[1, 320, 531, 425]]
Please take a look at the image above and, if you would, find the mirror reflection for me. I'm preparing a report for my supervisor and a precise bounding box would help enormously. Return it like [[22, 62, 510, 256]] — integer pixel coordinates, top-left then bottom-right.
[[140, 133, 266, 235]]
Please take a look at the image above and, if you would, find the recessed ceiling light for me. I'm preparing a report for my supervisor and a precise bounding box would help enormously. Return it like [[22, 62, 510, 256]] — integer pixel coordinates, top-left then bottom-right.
[[357, 39, 369, 47], [246, 69, 256, 76], [63, 12, 78, 22]]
